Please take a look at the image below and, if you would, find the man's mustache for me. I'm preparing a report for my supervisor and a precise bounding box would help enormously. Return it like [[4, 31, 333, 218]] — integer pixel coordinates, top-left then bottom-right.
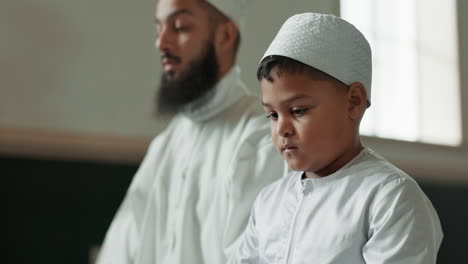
[[161, 52, 181, 63]]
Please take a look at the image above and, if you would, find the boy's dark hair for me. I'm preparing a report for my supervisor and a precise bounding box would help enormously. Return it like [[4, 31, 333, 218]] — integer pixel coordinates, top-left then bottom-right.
[[257, 55, 346, 87]]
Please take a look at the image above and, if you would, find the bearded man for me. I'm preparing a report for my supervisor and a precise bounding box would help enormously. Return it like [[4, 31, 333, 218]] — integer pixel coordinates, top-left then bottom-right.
[[97, 0, 286, 263]]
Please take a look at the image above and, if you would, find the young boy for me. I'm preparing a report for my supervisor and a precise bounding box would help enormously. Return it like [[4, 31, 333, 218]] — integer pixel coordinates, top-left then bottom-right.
[[235, 13, 442, 263]]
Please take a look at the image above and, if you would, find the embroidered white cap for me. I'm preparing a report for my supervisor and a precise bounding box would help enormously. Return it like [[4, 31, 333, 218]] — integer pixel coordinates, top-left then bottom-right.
[[261, 13, 372, 106], [206, 0, 248, 31]]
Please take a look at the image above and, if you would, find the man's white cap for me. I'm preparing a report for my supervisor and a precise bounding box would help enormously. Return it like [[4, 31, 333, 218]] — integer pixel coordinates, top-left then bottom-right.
[[261, 13, 372, 106], [206, 0, 248, 32]]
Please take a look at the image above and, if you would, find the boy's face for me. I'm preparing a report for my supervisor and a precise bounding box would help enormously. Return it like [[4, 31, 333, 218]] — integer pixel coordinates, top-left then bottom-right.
[[261, 70, 357, 177]]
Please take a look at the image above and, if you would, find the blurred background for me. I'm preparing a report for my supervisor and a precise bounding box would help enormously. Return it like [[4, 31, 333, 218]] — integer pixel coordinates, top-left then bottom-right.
[[1, 0, 467, 263]]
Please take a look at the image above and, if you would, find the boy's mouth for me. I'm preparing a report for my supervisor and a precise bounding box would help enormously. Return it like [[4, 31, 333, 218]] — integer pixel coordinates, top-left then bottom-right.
[[281, 144, 298, 152]]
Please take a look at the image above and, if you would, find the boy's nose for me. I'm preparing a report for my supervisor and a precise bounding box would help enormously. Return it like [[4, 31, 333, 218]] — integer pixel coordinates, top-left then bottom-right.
[[276, 118, 293, 137]]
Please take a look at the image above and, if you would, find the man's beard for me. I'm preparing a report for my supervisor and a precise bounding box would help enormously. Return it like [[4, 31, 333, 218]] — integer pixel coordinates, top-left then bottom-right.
[[156, 42, 219, 115]]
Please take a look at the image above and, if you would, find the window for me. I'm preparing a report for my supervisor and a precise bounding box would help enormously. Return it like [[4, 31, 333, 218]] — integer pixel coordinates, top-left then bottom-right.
[[340, 0, 461, 146]]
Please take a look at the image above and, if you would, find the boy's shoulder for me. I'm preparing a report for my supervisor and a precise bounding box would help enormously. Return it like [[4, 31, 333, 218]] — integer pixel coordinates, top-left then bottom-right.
[[353, 147, 416, 186], [343, 148, 429, 207]]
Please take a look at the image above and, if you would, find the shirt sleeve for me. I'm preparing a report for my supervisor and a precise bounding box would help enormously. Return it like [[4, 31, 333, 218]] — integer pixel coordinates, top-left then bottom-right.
[[96, 137, 163, 264], [95, 198, 139, 264], [223, 132, 286, 264], [234, 195, 262, 264], [363, 177, 443, 264]]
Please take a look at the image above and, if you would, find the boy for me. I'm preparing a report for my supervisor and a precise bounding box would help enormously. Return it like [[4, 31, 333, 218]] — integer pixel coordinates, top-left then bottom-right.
[[235, 13, 442, 263]]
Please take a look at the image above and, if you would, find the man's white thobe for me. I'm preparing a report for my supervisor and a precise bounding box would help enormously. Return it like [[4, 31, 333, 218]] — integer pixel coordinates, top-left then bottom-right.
[[97, 66, 286, 264]]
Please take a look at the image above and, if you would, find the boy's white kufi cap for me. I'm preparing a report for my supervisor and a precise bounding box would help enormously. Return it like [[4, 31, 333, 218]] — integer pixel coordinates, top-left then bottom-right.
[[261, 13, 372, 106]]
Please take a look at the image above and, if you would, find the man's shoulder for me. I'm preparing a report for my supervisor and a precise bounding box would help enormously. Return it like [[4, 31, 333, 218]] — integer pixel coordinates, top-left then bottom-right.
[[218, 93, 272, 142], [144, 115, 187, 150], [147, 100, 273, 156], [223, 93, 266, 120]]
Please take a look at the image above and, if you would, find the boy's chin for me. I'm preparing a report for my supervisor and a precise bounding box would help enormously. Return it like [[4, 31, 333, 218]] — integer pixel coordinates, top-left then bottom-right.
[[286, 161, 308, 172], [286, 160, 321, 175]]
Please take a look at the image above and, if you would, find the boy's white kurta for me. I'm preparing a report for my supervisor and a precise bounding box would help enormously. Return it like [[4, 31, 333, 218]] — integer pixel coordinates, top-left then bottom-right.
[[236, 148, 443, 264], [97, 66, 286, 264]]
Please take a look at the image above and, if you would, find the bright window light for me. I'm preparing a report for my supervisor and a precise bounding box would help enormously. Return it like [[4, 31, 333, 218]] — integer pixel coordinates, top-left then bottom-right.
[[340, 0, 462, 146]]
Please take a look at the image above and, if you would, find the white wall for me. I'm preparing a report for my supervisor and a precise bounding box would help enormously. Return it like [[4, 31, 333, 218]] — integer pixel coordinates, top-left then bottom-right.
[[0, 0, 466, 180], [0, 0, 338, 138], [0, 0, 160, 137]]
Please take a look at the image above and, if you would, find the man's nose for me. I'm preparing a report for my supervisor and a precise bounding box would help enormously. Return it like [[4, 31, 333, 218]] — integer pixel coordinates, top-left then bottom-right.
[[155, 26, 171, 52]]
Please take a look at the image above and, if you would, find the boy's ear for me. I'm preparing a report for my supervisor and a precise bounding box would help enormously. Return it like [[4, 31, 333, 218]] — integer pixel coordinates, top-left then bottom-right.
[[347, 82, 367, 120]]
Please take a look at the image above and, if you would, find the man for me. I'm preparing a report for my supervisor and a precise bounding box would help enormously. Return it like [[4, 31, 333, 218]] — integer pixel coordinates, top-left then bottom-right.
[[97, 0, 286, 263]]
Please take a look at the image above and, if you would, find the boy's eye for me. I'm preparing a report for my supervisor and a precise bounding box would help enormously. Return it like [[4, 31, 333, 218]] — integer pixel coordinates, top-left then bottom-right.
[[291, 108, 307, 116], [266, 112, 278, 120]]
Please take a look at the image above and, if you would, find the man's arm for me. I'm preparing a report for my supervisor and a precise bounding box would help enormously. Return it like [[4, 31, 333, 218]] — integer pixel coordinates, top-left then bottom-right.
[[222, 131, 286, 263], [96, 136, 164, 264], [96, 197, 140, 264]]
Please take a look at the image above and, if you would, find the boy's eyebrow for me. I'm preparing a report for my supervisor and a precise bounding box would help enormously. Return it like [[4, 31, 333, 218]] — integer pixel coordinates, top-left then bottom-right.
[[154, 8, 194, 24], [262, 94, 311, 107]]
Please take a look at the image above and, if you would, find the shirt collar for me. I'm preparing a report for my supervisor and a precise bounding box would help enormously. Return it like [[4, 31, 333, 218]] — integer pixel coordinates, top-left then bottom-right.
[[295, 147, 372, 193], [181, 66, 250, 122]]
